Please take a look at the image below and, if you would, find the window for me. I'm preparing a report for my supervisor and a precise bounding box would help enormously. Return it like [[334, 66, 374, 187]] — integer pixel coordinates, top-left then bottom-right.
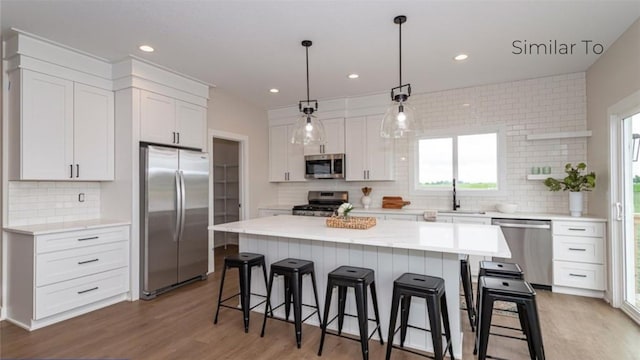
[[415, 128, 504, 193]]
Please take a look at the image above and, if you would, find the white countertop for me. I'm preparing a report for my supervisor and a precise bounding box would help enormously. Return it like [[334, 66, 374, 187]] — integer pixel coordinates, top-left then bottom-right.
[[4, 219, 131, 235], [211, 215, 510, 258]]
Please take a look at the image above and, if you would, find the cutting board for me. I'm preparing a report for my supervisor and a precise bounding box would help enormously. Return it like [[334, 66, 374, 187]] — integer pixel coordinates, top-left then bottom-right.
[[382, 196, 411, 209]]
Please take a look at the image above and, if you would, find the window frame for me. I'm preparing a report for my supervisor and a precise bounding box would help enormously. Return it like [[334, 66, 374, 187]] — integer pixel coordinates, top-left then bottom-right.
[[410, 125, 507, 196]]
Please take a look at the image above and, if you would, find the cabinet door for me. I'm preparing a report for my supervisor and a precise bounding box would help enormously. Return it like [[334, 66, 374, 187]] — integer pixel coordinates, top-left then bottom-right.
[[140, 90, 176, 145], [73, 83, 114, 180], [176, 100, 206, 150], [365, 115, 394, 181], [303, 117, 345, 155], [345, 116, 367, 181], [286, 125, 306, 181], [21, 70, 74, 180], [269, 125, 289, 181]]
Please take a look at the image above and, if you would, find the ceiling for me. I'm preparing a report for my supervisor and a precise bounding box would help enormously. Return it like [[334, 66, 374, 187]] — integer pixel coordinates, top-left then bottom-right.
[[2, 1, 639, 110]]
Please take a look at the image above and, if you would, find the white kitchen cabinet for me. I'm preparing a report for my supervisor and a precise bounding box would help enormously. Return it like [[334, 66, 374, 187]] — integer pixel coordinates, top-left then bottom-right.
[[552, 220, 606, 296], [5, 224, 130, 330], [345, 115, 394, 181], [140, 90, 206, 150], [269, 124, 306, 182], [9, 70, 114, 180], [304, 117, 345, 155]]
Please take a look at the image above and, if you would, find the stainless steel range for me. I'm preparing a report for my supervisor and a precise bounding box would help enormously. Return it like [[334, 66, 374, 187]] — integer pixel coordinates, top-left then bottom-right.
[[292, 191, 348, 217]]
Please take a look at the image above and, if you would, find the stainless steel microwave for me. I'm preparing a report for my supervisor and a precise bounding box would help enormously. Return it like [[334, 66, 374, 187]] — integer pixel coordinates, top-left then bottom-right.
[[304, 154, 345, 179]]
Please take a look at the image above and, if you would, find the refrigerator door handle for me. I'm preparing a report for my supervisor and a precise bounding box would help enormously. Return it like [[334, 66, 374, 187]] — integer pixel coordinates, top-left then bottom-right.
[[179, 170, 187, 242], [175, 170, 182, 242]]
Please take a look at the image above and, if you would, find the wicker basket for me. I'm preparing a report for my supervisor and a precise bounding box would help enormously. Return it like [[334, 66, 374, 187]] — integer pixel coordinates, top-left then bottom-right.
[[326, 216, 376, 230]]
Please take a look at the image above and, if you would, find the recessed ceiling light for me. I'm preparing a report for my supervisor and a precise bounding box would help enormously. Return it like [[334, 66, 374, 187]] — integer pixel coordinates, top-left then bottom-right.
[[454, 54, 468, 61], [269, 88, 279, 93], [348, 73, 359, 79], [462, 103, 471, 107], [139, 45, 154, 53]]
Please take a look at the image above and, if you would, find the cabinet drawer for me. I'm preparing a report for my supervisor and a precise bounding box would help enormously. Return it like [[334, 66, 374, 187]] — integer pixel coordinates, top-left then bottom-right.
[[36, 241, 128, 286], [553, 221, 604, 237], [35, 267, 129, 320], [553, 235, 603, 264], [36, 226, 129, 254], [553, 261, 604, 291]]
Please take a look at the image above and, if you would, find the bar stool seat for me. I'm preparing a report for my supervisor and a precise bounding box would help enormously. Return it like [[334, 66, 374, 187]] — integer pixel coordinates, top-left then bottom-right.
[[318, 266, 384, 360], [260, 258, 322, 348], [479, 260, 524, 279], [214, 252, 269, 333], [475, 277, 545, 360], [385, 273, 455, 360]]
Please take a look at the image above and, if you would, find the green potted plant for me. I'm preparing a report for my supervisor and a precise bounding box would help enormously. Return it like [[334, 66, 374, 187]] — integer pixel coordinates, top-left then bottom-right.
[[543, 162, 596, 216]]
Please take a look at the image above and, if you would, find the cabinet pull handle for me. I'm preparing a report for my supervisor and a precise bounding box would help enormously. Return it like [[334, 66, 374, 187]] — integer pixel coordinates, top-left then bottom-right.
[[568, 248, 586, 251], [77, 286, 99, 294], [76, 164, 79, 178], [568, 228, 586, 231], [177, 132, 180, 144], [173, 132, 176, 143], [70, 164, 73, 178], [78, 258, 99, 265], [77, 236, 99, 241], [569, 273, 587, 278]]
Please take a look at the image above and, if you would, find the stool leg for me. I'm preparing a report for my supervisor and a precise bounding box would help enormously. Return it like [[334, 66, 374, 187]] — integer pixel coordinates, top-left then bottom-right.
[[239, 263, 252, 333], [426, 294, 444, 360], [213, 264, 228, 324], [260, 270, 276, 337], [525, 298, 545, 360], [400, 295, 411, 347], [461, 260, 476, 332], [318, 281, 334, 356], [477, 294, 494, 360], [337, 286, 347, 335], [517, 303, 536, 359], [385, 286, 401, 360], [440, 291, 455, 360], [310, 269, 323, 325], [284, 276, 291, 321], [292, 272, 303, 348], [261, 262, 272, 316], [369, 281, 384, 344], [354, 282, 369, 360]]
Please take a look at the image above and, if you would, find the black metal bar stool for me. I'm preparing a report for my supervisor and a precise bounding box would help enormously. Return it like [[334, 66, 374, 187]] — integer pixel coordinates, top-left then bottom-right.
[[318, 266, 384, 360], [460, 255, 476, 332], [385, 273, 455, 360], [475, 277, 545, 360], [474, 260, 524, 330], [214, 252, 269, 333], [260, 258, 322, 348]]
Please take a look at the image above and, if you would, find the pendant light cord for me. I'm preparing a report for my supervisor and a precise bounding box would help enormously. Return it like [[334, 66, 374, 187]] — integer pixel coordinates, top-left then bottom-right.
[[306, 45, 310, 103], [398, 19, 402, 89]]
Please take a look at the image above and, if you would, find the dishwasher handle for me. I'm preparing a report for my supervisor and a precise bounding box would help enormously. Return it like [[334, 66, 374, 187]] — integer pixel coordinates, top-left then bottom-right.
[[492, 221, 551, 230]]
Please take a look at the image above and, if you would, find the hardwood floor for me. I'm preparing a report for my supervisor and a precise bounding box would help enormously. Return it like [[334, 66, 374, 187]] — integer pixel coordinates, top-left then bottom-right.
[[1, 245, 639, 359]]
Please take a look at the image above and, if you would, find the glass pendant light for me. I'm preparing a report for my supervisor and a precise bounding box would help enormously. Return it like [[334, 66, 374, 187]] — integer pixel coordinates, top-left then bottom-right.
[[291, 40, 326, 145], [381, 15, 420, 138]]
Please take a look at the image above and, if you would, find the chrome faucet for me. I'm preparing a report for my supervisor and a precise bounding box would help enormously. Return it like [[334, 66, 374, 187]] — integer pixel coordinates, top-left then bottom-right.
[[452, 178, 461, 211]]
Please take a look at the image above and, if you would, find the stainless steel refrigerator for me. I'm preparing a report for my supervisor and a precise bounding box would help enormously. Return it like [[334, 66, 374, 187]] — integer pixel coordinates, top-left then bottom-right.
[[140, 145, 209, 299]]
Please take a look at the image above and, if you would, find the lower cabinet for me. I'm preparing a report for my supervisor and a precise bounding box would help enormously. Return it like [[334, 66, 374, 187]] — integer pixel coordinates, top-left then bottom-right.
[[5, 224, 130, 330], [552, 220, 606, 297]]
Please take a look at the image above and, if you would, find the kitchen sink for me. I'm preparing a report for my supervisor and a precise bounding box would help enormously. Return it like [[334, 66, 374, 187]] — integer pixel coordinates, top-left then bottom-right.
[[438, 210, 487, 215]]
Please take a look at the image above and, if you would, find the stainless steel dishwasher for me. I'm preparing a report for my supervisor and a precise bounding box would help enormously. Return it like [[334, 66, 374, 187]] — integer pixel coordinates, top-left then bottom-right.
[[491, 218, 552, 289]]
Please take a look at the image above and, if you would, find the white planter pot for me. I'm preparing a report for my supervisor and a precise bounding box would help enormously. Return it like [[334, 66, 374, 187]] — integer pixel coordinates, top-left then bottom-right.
[[569, 192, 583, 217], [361, 195, 371, 209]]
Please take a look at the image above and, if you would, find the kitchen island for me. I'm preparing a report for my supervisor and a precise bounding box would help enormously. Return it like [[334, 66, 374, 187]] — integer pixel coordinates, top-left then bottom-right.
[[210, 215, 509, 358]]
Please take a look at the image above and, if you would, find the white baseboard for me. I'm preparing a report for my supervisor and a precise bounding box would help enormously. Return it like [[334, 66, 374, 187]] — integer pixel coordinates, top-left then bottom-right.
[[552, 286, 604, 298]]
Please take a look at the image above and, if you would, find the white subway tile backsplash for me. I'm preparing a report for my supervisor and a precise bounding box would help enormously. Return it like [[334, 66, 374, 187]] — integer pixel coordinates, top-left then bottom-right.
[[8, 181, 101, 226], [276, 72, 589, 214]]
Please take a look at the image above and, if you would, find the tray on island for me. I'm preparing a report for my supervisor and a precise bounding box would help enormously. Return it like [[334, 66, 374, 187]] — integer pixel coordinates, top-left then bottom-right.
[[326, 216, 376, 230]]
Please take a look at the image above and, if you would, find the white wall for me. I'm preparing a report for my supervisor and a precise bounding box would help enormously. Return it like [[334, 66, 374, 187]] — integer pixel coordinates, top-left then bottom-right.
[[207, 89, 276, 218], [586, 18, 640, 219], [277, 73, 589, 214]]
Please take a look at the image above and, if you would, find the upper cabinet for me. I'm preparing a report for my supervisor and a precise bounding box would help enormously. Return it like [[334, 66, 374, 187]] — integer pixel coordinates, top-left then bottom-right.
[[345, 114, 394, 181], [140, 90, 206, 150], [269, 124, 306, 182], [303, 117, 345, 155], [8, 69, 114, 181]]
